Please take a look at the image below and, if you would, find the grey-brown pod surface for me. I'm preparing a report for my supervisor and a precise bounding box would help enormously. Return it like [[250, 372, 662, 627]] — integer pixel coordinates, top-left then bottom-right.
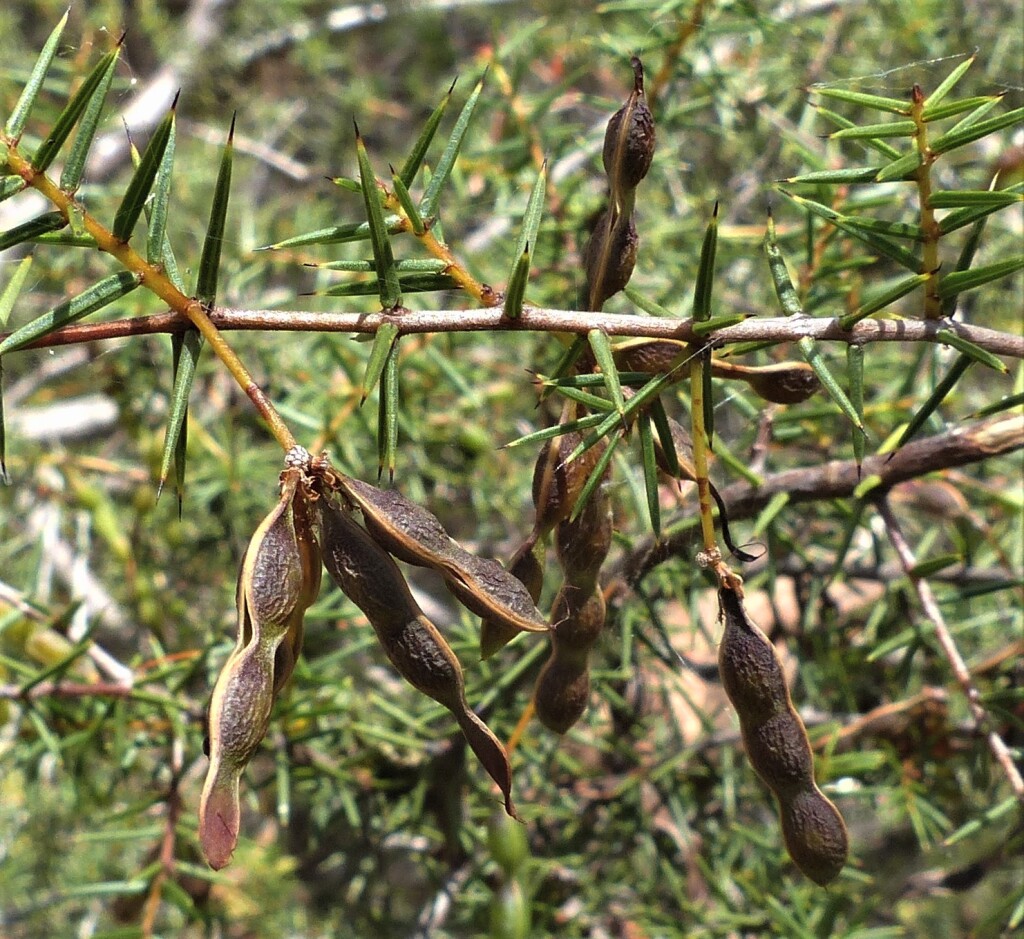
[[336, 476, 548, 636], [602, 56, 655, 197], [317, 494, 516, 817], [717, 586, 848, 886]]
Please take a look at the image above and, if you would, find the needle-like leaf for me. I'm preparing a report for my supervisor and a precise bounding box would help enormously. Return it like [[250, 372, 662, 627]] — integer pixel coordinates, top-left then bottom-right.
[[158, 329, 203, 509], [60, 39, 122, 193], [360, 321, 399, 404], [355, 123, 401, 309], [638, 413, 661, 538], [32, 46, 121, 173], [146, 105, 177, 265], [0, 271, 142, 355], [419, 71, 486, 221], [504, 162, 547, 320], [398, 79, 454, 187], [196, 114, 235, 306], [111, 100, 177, 243], [378, 343, 399, 481], [5, 10, 69, 139], [0, 212, 67, 252]]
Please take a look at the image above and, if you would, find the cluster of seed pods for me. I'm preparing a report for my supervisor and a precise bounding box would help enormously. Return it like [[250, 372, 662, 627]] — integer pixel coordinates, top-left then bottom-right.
[[197, 59, 842, 886], [199, 448, 555, 867]]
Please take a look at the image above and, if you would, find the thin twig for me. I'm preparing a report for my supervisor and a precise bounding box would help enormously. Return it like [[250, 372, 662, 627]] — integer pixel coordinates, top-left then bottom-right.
[[9, 306, 1023, 358], [617, 413, 1024, 585], [874, 495, 1024, 800]]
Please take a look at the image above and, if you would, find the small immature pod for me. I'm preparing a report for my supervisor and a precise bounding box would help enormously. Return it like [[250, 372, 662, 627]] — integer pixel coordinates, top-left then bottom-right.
[[317, 495, 516, 816], [717, 586, 848, 886], [200, 455, 322, 870]]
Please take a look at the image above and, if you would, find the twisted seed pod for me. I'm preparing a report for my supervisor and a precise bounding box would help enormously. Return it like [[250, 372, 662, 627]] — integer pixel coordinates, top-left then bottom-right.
[[717, 586, 848, 885], [317, 494, 516, 816], [200, 459, 322, 870], [336, 476, 548, 637]]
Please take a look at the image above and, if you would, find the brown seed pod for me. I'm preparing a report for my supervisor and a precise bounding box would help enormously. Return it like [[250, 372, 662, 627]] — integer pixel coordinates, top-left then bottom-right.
[[317, 495, 516, 816], [717, 586, 848, 885], [200, 460, 322, 870], [554, 492, 613, 590], [533, 585, 606, 734], [729, 358, 823, 403], [533, 652, 591, 735], [532, 433, 609, 535], [480, 538, 546, 660], [602, 56, 655, 198], [336, 476, 548, 636], [613, 338, 689, 376], [583, 208, 638, 311]]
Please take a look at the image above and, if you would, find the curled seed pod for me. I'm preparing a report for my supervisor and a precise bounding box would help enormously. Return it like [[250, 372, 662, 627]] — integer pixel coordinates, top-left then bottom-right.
[[717, 586, 848, 885], [200, 461, 322, 870], [710, 360, 820, 404], [337, 476, 548, 636], [317, 495, 516, 816], [602, 56, 655, 198], [613, 338, 689, 375], [583, 208, 638, 311], [651, 414, 758, 563], [480, 538, 545, 660]]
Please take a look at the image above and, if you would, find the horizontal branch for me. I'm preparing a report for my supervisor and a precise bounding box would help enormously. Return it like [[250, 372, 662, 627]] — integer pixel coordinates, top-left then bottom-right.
[[622, 413, 1024, 584], [8, 304, 1023, 359]]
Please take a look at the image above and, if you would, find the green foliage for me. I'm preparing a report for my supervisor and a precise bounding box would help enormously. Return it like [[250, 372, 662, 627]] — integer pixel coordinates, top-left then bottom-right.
[[1, 2, 1022, 938]]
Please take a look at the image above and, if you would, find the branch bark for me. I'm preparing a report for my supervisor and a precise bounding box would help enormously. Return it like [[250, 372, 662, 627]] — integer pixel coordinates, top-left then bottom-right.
[[8, 305, 1024, 358], [620, 413, 1024, 584]]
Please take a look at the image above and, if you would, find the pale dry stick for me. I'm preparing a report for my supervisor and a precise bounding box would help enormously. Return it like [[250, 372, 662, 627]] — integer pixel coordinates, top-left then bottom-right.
[[874, 495, 1024, 800], [11, 308, 1024, 359]]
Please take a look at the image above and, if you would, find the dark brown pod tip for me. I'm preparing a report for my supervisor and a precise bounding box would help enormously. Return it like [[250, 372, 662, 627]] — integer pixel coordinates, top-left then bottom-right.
[[602, 56, 655, 194], [780, 788, 849, 887]]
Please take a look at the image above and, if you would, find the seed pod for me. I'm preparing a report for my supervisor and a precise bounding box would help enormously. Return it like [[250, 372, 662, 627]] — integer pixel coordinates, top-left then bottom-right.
[[318, 495, 516, 816], [602, 56, 655, 198], [200, 461, 322, 870], [717, 586, 848, 885], [724, 361, 820, 405], [532, 433, 608, 535], [480, 538, 545, 660], [613, 338, 688, 375], [583, 208, 638, 311], [554, 491, 612, 590], [337, 476, 548, 637], [533, 652, 591, 735]]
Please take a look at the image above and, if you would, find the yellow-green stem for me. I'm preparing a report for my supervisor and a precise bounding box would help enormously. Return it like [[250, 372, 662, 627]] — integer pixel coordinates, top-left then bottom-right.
[[4, 145, 296, 453], [910, 84, 942, 319], [688, 354, 718, 555], [382, 190, 498, 306]]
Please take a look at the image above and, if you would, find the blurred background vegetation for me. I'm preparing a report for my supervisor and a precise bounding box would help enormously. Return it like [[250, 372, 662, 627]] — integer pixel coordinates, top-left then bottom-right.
[[1, 0, 1021, 936]]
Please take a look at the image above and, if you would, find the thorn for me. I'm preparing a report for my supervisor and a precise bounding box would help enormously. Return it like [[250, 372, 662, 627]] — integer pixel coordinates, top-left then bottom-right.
[[353, 118, 361, 139], [447, 77, 458, 95], [227, 111, 237, 142], [171, 89, 181, 111], [116, 30, 128, 47]]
